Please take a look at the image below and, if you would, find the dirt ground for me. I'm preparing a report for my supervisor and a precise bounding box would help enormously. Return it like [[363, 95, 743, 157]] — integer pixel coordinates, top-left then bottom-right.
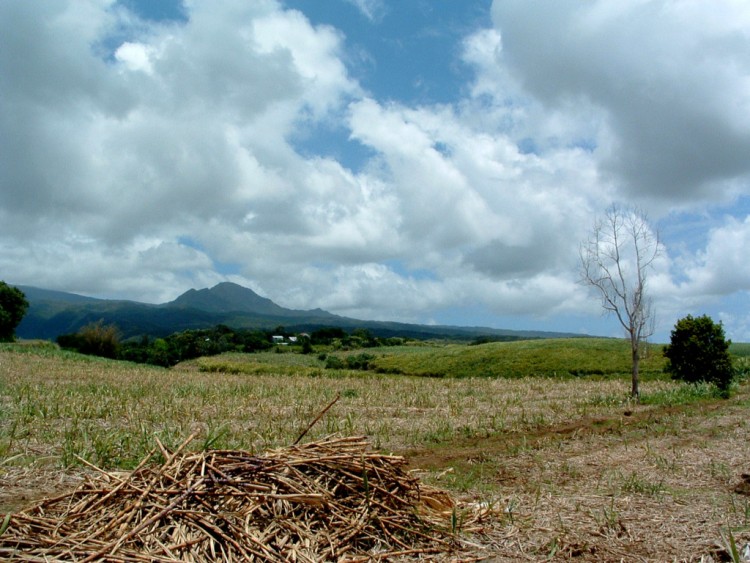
[[2, 396, 749, 562], [405, 397, 750, 561]]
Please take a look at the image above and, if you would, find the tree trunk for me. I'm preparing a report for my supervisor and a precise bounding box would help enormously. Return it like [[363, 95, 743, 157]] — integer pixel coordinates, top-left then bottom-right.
[[630, 336, 640, 400]]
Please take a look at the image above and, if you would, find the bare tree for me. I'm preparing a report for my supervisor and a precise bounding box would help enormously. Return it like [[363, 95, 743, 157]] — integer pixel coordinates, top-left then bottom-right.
[[579, 204, 660, 400]]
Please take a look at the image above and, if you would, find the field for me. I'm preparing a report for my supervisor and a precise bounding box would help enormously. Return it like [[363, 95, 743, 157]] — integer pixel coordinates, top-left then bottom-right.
[[1, 338, 749, 561]]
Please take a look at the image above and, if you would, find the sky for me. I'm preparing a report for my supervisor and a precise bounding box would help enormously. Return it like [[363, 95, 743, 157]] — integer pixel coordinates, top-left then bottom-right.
[[2, 0, 750, 342]]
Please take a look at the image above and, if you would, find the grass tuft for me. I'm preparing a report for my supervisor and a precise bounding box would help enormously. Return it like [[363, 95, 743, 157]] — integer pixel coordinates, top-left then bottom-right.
[[640, 382, 725, 406]]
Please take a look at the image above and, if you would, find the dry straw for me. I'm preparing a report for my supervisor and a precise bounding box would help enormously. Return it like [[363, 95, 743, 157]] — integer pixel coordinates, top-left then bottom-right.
[[0, 434, 492, 562]]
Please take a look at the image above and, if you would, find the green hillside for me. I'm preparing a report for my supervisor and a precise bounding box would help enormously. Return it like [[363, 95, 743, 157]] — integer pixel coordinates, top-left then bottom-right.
[[16, 283, 590, 341], [366, 338, 669, 379]]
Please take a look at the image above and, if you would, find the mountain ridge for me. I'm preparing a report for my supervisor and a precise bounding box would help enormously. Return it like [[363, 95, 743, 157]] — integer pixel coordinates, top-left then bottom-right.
[[14, 282, 587, 341]]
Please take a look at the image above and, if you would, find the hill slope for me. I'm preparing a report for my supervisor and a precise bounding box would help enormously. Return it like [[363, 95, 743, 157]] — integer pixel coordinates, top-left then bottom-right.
[[14, 282, 589, 341], [168, 282, 288, 315], [366, 338, 667, 378]]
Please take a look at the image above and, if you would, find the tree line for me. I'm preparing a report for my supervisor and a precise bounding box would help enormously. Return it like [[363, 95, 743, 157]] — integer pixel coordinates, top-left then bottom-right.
[[55, 322, 405, 367], [0, 280, 743, 396]]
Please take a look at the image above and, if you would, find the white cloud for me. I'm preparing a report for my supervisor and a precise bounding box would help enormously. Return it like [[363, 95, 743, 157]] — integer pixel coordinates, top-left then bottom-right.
[[681, 216, 750, 297], [491, 0, 750, 203], [0, 0, 630, 325], [1, 0, 750, 340], [0, 0, 362, 298], [718, 309, 750, 343], [250, 8, 359, 117], [115, 42, 155, 73], [0, 234, 221, 303], [343, 0, 387, 23]]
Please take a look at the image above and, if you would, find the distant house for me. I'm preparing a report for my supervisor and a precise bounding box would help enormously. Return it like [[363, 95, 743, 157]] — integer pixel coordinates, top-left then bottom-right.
[[272, 335, 285, 343], [288, 336, 298, 343]]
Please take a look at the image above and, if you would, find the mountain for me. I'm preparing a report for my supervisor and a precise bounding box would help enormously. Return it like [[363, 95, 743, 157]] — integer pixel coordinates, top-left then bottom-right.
[[166, 282, 334, 319], [18, 286, 106, 305], [168, 282, 285, 315], [14, 282, 585, 341], [15, 282, 341, 340]]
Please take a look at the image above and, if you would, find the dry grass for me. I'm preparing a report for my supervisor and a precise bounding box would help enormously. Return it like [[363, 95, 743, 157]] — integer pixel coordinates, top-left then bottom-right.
[[421, 404, 750, 561], [1, 435, 496, 561], [1, 344, 750, 561], [0, 346, 677, 463]]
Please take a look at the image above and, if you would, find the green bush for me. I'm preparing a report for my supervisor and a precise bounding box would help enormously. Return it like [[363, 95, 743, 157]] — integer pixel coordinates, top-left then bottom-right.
[[0, 282, 28, 342], [345, 353, 375, 370], [147, 338, 172, 367], [324, 353, 375, 371], [663, 314, 734, 396], [66, 320, 122, 359], [325, 356, 345, 370]]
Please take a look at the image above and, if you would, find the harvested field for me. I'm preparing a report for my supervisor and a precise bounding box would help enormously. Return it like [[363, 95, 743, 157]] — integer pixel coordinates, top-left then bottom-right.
[[407, 400, 750, 561], [1, 343, 750, 561], [0, 435, 493, 561]]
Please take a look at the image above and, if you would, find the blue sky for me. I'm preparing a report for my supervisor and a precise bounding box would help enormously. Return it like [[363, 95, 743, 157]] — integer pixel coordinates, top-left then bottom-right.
[[285, 1, 492, 103], [2, 0, 750, 342]]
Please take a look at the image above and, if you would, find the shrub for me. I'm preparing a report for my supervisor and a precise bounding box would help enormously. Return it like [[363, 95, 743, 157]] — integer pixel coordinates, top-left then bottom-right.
[[74, 320, 122, 359], [663, 314, 734, 396], [310, 327, 347, 345], [325, 356, 345, 370], [147, 338, 172, 367], [0, 282, 29, 342], [345, 353, 375, 370], [324, 353, 375, 371]]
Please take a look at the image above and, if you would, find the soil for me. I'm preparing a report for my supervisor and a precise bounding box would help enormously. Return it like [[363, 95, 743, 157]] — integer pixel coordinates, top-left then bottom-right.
[[401, 397, 750, 561], [403, 401, 724, 474], [2, 397, 749, 561]]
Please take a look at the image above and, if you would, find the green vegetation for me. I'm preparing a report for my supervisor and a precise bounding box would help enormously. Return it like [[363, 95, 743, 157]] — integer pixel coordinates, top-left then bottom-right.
[[730, 342, 750, 357], [58, 324, 275, 366], [197, 351, 326, 377], [664, 314, 735, 396], [0, 338, 689, 472], [56, 323, 411, 367], [58, 320, 122, 359], [1, 336, 749, 559], [366, 338, 668, 379], [639, 381, 729, 406], [194, 337, 672, 381], [2, 337, 748, 470], [0, 282, 28, 342]]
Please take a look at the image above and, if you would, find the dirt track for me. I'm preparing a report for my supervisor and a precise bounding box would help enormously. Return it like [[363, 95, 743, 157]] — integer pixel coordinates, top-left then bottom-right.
[[403, 396, 750, 561], [2, 393, 749, 561]]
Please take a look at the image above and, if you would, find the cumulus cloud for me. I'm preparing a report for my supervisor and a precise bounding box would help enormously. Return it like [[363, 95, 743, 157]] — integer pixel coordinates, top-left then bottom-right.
[[1, 0, 749, 339], [0, 0, 362, 298], [491, 0, 750, 202], [681, 216, 750, 297], [114, 42, 155, 73], [348, 97, 601, 270]]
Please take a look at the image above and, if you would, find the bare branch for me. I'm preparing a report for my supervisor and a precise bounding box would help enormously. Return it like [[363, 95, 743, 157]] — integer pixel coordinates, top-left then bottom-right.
[[578, 204, 659, 399]]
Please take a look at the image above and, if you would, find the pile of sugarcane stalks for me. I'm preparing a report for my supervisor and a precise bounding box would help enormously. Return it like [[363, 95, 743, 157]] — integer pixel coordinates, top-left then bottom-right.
[[0, 435, 493, 561]]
